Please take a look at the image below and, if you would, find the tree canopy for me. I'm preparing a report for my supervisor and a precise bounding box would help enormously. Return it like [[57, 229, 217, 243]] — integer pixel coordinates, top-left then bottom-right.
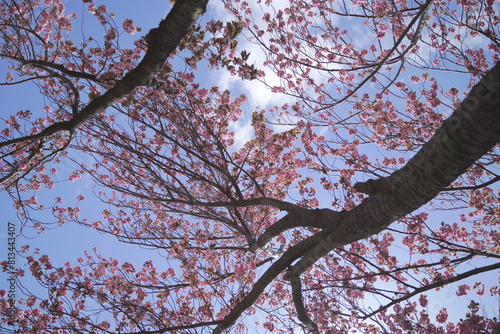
[[1, 0, 499, 333]]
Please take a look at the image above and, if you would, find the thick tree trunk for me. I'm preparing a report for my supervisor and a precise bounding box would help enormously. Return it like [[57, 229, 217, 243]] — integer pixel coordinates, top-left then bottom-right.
[[285, 61, 500, 278], [214, 62, 500, 333]]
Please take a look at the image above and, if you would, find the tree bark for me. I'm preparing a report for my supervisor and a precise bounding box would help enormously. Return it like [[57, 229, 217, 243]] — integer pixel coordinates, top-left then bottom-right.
[[0, 0, 209, 149], [249, 208, 343, 252], [214, 62, 500, 333], [285, 61, 500, 279]]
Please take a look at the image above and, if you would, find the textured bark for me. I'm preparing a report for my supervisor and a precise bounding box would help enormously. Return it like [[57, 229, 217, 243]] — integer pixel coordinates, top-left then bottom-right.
[[290, 276, 320, 334], [249, 208, 344, 252], [214, 62, 500, 333], [285, 60, 500, 279], [0, 0, 209, 149], [212, 223, 325, 334]]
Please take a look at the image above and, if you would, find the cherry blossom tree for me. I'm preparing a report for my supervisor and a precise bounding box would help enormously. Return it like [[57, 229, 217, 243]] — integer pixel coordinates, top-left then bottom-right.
[[1, 0, 499, 333]]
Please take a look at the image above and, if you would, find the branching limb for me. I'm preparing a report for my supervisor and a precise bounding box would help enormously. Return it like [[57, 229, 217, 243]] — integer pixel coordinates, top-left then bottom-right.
[[250, 208, 344, 252], [285, 61, 500, 280], [289, 275, 320, 334], [362, 261, 500, 319], [0, 0, 210, 181], [21, 59, 100, 82], [212, 227, 330, 334], [332, 0, 435, 106]]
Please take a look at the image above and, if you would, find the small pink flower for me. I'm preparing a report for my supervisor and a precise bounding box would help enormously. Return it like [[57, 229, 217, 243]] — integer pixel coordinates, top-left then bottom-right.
[[436, 308, 448, 323]]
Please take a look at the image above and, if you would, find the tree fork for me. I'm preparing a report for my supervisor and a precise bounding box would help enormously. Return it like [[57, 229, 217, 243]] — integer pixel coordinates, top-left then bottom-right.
[[285, 61, 500, 280], [214, 62, 500, 333]]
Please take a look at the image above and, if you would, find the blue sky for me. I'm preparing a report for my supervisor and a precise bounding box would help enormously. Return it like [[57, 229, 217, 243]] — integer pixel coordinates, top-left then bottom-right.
[[1, 0, 499, 332], [0, 0, 176, 300]]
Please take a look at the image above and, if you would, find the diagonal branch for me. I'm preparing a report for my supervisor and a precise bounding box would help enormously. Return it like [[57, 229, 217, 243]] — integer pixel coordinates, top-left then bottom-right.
[[250, 208, 344, 252], [362, 261, 500, 319], [444, 175, 500, 191], [21, 59, 100, 82], [290, 275, 320, 334], [0, 0, 209, 150], [284, 61, 500, 280], [212, 224, 331, 334]]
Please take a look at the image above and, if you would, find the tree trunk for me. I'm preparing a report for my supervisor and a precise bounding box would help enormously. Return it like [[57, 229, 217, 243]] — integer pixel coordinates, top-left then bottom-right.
[[285, 61, 500, 279], [214, 62, 500, 333]]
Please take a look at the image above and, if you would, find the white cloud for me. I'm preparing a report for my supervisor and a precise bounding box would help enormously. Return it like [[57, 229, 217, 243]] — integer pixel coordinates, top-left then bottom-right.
[[230, 115, 254, 149]]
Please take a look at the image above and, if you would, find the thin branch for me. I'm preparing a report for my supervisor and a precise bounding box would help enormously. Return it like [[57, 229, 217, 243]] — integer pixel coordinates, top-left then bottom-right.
[[22, 59, 99, 81], [444, 175, 500, 191], [290, 276, 320, 334], [0, 0, 210, 148], [362, 261, 500, 319]]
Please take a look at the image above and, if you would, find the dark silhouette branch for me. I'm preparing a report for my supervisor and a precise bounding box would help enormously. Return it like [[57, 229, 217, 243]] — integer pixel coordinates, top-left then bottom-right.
[[362, 261, 500, 319], [285, 61, 500, 280], [214, 61, 500, 333], [0, 0, 209, 149], [290, 275, 320, 334], [250, 208, 344, 252], [444, 175, 500, 191], [21, 59, 100, 82]]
